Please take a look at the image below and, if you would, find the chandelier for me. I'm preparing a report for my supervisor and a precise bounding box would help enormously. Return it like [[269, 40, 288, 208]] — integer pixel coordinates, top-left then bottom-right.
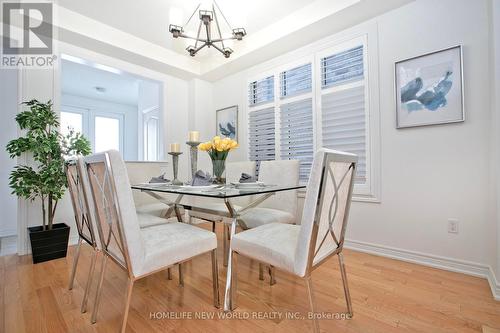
[[168, 2, 246, 58]]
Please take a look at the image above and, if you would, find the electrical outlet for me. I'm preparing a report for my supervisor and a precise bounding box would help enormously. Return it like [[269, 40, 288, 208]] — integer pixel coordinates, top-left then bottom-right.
[[448, 218, 459, 234]]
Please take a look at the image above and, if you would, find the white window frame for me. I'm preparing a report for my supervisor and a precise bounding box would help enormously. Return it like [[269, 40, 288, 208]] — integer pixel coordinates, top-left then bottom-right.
[[246, 24, 381, 202]]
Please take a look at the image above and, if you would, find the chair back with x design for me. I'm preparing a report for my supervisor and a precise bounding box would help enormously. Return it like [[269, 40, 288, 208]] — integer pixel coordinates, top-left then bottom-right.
[[65, 160, 99, 248], [81, 151, 145, 277], [294, 148, 357, 277]]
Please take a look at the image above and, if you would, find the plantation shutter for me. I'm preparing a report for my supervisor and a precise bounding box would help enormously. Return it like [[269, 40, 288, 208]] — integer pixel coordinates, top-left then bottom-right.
[[248, 107, 275, 174], [248, 76, 274, 106], [279, 99, 314, 182], [321, 85, 366, 184], [321, 45, 364, 88], [280, 63, 312, 98]]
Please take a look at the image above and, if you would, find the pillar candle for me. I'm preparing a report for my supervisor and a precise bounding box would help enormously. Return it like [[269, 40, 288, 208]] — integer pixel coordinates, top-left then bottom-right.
[[188, 131, 200, 142], [170, 143, 180, 152]]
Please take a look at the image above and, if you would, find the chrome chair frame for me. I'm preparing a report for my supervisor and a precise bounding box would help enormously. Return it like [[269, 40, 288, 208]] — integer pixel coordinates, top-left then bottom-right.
[[81, 152, 220, 333], [65, 160, 100, 314], [225, 150, 357, 333]]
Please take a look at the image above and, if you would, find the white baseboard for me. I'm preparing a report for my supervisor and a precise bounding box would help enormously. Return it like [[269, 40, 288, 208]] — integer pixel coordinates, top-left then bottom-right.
[[344, 239, 500, 301]]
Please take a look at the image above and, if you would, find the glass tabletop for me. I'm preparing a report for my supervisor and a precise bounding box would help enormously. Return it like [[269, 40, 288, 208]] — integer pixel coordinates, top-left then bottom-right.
[[131, 183, 306, 198]]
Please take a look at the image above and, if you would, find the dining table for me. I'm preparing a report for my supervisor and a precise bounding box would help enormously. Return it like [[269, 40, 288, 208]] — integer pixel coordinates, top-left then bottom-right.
[[131, 182, 306, 311]]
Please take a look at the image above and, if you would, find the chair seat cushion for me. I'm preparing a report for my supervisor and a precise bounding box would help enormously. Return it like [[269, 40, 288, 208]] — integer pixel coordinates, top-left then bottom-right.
[[138, 222, 217, 276], [239, 207, 296, 229], [137, 213, 175, 228], [231, 223, 300, 274]]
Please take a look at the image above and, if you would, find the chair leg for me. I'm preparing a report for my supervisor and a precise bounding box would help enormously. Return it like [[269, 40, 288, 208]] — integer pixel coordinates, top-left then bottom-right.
[[178, 263, 184, 286], [91, 254, 108, 324], [338, 253, 353, 318], [188, 214, 193, 224], [68, 238, 82, 290], [305, 276, 320, 333], [211, 221, 216, 233], [223, 249, 238, 311], [167, 267, 172, 280], [230, 251, 238, 310], [81, 249, 98, 313], [211, 249, 220, 308], [223, 224, 228, 267], [269, 265, 276, 285], [120, 278, 135, 333], [259, 263, 264, 281]]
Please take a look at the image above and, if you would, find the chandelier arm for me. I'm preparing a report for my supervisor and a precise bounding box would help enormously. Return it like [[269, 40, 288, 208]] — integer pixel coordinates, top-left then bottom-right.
[[212, 4, 224, 49], [194, 21, 202, 48], [178, 34, 206, 42], [213, 0, 233, 30], [211, 43, 226, 56], [211, 37, 237, 43], [184, 3, 201, 27], [191, 43, 208, 56]]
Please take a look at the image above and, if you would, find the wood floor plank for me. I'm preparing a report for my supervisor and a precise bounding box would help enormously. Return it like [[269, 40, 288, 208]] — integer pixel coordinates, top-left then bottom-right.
[[1, 223, 500, 333]]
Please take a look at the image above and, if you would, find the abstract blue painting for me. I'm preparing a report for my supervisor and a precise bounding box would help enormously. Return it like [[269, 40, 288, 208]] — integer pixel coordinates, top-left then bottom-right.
[[396, 46, 464, 128], [216, 105, 238, 140]]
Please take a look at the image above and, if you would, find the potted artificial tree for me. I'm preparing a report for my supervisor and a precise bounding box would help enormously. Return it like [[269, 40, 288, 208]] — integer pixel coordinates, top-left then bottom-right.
[[6, 99, 91, 264]]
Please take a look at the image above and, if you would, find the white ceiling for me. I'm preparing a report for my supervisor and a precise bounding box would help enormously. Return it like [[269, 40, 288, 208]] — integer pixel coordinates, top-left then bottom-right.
[[58, 0, 312, 59], [61, 59, 139, 105], [55, 0, 414, 80]]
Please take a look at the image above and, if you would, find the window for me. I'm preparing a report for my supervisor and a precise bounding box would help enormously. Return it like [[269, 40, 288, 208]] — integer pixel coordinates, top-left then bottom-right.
[[280, 99, 314, 182], [247, 32, 378, 199], [320, 44, 367, 186], [248, 62, 314, 183], [321, 86, 366, 184], [94, 116, 121, 153], [60, 111, 83, 137], [248, 76, 274, 106], [280, 63, 312, 98], [321, 45, 364, 88], [248, 107, 275, 174], [60, 106, 123, 155]]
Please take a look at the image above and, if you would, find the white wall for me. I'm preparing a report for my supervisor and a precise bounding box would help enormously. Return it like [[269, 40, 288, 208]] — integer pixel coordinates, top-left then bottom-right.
[[490, 0, 500, 280], [0, 69, 19, 237], [61, 93, 139, 160], [189, 78, 215, 172], [213, 0, 497, 277]]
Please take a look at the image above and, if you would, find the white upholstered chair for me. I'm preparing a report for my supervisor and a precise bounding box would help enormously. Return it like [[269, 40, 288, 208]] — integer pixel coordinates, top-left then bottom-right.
[[80, 151, 219, 332], [66, 159, 180, 317], [238, 159, 299, 283], [238, 159, 299, 229], [226, 149, 357, 333]]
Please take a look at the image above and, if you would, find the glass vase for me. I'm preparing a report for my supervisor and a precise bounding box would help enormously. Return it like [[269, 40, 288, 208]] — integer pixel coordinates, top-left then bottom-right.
[[211, 158, 226, 184]]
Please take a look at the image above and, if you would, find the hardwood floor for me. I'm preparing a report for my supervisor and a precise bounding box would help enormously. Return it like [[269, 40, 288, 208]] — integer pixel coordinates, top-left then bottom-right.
[[1, 223, 500, 333]]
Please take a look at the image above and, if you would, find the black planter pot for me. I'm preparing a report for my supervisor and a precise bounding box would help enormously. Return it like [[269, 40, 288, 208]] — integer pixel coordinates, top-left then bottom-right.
[[28, 223, 70, 264]]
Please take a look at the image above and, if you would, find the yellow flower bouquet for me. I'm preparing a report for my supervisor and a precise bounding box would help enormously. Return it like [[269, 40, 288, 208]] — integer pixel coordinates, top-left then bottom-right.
[[198, 136, 238, 183]]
